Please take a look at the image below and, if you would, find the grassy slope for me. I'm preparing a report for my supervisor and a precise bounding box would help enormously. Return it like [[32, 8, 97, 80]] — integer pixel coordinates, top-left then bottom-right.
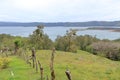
[[0, 50, 120, 80], [0, 56, 40, 80], [36, 50, 120, 80]]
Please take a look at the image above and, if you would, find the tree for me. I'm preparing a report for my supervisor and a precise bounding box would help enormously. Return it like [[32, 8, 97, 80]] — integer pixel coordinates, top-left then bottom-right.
[[29, 25, 53, 50], [76, 35, 98, 50], [14, 38, 22, 55], [55, 29, 78, 53]]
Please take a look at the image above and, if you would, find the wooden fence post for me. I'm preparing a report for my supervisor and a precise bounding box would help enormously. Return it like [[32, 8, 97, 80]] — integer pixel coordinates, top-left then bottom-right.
[[65, 69, 71, 80], [38, 60, 44, 80], [50, 48, 55, 80], [31, 47, 36, 68]]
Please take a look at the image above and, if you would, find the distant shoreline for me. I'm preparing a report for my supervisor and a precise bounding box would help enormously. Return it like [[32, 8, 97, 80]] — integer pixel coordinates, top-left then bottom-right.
[[1, 21, 120, 27], [87, 27, 120, 32]]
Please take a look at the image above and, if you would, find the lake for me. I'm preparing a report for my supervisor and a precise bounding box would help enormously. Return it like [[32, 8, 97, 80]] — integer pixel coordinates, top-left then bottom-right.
[[0, 26, 120, 41]]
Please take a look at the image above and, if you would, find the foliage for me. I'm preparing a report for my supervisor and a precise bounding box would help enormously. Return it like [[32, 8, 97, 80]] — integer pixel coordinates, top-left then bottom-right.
[[0, 34, 27, 51], [88, 41, 120, 60], [55, 29, 78, 53], [0, 26, 120, 62], [114, 38, 120, 42], [29, 25, 53, 50], [14, 38, 23, 48], [0, 57, 11, 69], [76, 35, 99, 50], [0, 34, 14, 50], [55, 30, 99, 53]]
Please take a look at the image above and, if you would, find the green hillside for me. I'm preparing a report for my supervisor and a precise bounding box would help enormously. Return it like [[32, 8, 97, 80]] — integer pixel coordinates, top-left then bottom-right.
[[0, 50, 120, 80]]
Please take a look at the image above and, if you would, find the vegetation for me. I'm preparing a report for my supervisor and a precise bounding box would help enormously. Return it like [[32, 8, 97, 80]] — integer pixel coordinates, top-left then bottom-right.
[[0, 50, 120, 80], [87, 41, 120, 60], [0, 56, 40, 80], [0, 25, 120, 61], [29, 25, 53, 50], [55, 29, 120, 61], [55, 29, 78, 53], [0, 57, 11, 69], [0, 25, 120, 79], [75, 35, 99, 50]]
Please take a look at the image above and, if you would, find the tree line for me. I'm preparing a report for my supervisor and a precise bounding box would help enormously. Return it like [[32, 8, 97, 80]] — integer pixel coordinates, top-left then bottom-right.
[[0, 25, 120, 61]]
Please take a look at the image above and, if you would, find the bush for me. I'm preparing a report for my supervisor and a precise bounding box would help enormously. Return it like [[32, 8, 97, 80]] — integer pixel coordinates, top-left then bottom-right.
[[0, 58, 11, 69], [88, 41, 120, 61], [76, 35, 99, 50]]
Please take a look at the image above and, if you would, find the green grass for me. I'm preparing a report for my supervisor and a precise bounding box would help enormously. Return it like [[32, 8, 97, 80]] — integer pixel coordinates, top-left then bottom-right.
[[0, 56, 40, 80], [0, 50, 120, 80]]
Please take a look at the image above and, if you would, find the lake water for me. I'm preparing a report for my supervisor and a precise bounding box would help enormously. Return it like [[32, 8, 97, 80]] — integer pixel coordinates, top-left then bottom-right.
[[0, 26, 120, 41]]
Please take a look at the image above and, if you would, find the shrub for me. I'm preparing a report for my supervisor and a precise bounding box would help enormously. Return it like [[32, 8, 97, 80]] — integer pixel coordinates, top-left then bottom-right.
[[89, 41, 120, 61], [0, 58, 11, 69]]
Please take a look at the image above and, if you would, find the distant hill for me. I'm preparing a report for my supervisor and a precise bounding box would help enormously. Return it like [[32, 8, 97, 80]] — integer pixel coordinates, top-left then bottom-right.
[[0, 21, 120, 27]]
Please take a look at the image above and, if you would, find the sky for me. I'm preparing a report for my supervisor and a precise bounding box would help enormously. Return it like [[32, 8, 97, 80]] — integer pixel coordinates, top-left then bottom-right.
[[0, 0, 120, 22]]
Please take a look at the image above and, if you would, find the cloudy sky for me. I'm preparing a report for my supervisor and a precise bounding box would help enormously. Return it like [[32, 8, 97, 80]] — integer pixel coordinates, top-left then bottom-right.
[[0, 0, 120, 22]]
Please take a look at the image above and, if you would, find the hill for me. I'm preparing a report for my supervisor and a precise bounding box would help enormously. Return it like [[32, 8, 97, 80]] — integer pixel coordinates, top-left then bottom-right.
[[0, 50, 120, 80], [0, 21, 120, 27]]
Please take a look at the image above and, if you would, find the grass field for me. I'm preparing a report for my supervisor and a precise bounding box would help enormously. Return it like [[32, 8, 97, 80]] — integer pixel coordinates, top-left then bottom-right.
[[0, 50, 120, 80]]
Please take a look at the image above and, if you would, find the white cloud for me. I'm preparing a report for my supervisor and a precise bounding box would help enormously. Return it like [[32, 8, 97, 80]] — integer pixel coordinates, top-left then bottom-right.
[[11, 0, 53, 10], [0, 0, 120, 22]]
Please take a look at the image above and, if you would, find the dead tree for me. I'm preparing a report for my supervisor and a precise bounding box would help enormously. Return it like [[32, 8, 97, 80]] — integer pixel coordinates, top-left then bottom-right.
[[38, 60, 44, 80], [65, 69, 71, 80], [50, 48, 55, 80], [31, 47, 36, 68]]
